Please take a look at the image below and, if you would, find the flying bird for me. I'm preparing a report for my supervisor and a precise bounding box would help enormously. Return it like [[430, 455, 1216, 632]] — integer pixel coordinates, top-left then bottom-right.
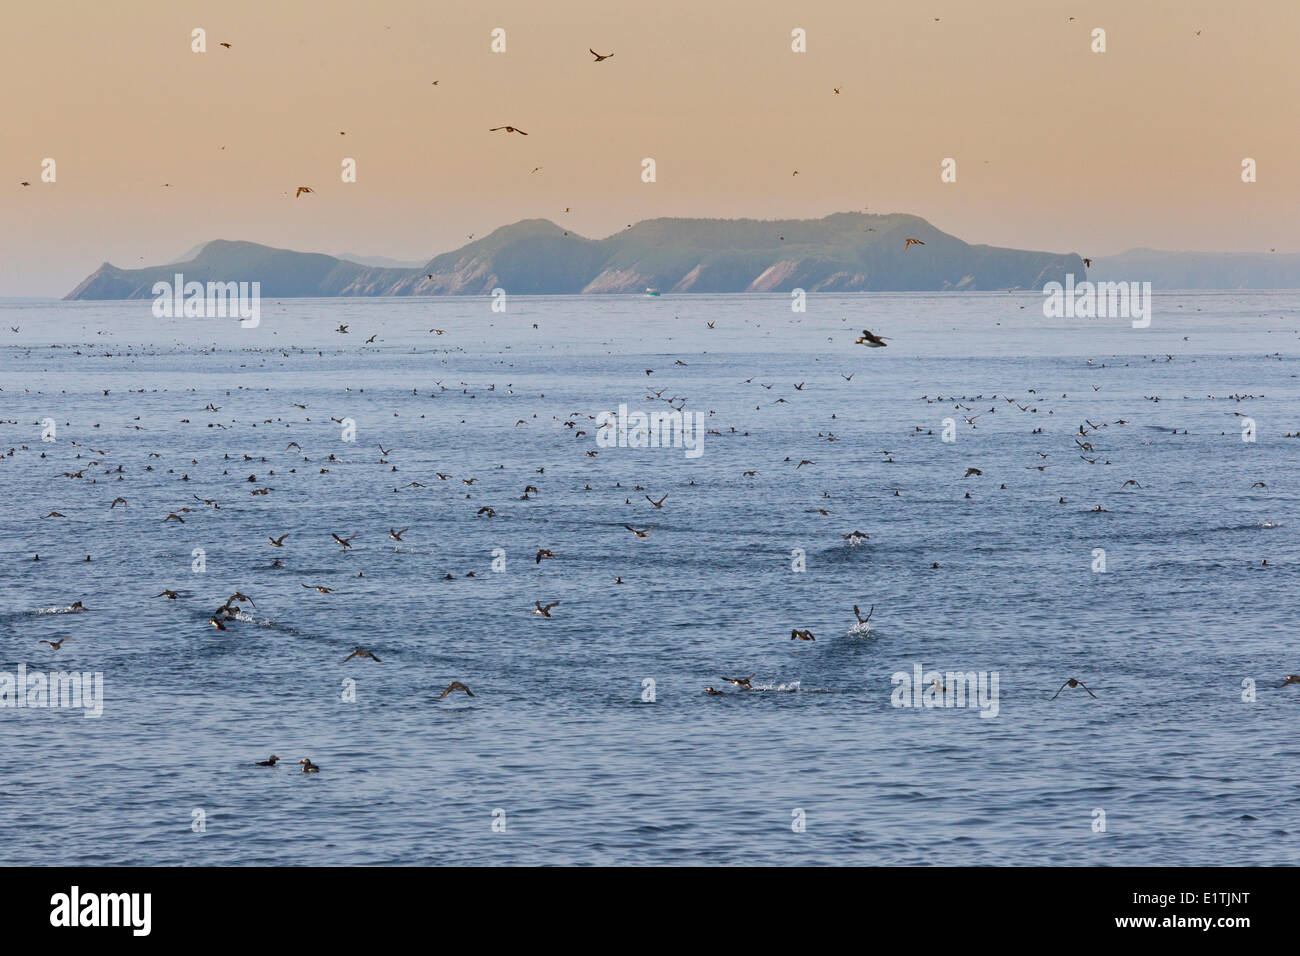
[[295, 186, 314, 198], [489, 126, 528, 135], [854, 329, 889, 348], [589, 48, 614, 62], [343, 648, 381, 663], [904, 238, 925, 249], [1051, 678, 1097, 699], [437, 681, 474, 699]]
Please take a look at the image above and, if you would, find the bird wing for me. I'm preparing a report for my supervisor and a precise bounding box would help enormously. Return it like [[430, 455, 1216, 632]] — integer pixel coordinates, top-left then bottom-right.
[[1050, 681, 1069, 700], [1079, 681, 1097, 698]]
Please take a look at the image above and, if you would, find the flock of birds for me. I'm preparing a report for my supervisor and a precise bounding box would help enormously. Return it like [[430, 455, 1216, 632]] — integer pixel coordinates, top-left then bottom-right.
[[20, 306, 1290, 741]]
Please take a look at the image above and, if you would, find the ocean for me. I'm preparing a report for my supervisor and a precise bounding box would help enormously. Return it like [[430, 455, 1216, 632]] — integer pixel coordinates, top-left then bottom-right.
[[0, 291, 1296, 865]]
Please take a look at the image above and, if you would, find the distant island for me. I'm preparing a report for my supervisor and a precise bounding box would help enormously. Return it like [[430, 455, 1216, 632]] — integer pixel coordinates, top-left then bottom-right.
[[65, 211, 1300, 300]]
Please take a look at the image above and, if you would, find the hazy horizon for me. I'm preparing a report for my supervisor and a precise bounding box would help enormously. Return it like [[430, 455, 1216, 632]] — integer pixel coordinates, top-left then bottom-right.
[[5, 0, 1298, 296]]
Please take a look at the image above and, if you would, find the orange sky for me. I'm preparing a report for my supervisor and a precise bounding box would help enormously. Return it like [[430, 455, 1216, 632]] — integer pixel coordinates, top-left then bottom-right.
[[3, 0, 1297, 295]]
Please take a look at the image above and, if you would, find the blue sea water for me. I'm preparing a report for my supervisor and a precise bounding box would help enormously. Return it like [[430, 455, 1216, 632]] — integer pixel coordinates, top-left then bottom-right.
[[0, 291, 1297, 865]]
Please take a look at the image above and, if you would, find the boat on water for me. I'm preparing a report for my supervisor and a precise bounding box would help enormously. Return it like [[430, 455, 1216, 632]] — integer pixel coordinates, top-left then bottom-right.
[[644, 287, 661, 297]]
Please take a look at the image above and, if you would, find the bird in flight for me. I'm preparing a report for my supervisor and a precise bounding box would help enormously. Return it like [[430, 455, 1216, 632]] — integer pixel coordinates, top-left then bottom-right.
[[1082, 257, 1092, 267], [854, 329, 889, 348], [295, 186, 314, 198], [343, 648, 382, 663], [589, 48, 614, 62], [1279, 675, 1300, 687], [302, 584, 333, 594], [268, 534, 288, 547], [624, 525, 652, 538], [645, 493, 668, 509], [723, 674, 755, 689], [790, 629, 816, 641], [853, 604, 874, 625], [964, 467, 983, 478], [219, 42, 232, 49], [1051, 678, 1097, 699], [39, 638, 72, 650], [533, 601, 560, 618], [903, 238, 925, 250], [437, 681, 474, 699], [536, 548, 556, 564], [388, 528, 407, 541], [331, 533, 354, 550], [489, 126, 528, 135]]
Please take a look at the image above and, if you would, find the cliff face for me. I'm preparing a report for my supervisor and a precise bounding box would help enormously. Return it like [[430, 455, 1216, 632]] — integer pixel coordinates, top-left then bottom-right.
[[64, 214, 1085, 299]]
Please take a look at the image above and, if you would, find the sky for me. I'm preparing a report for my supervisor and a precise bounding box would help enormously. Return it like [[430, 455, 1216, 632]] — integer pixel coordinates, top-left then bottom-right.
[[3, 0, 1297, 296]]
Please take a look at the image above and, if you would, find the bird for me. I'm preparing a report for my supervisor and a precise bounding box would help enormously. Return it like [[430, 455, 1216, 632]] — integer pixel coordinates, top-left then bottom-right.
[[533, 601, 560, 617], [437, 681, 474, 699], [854, 329, 889, 348], [388, 528, 407, 541], [1279, 675, 1300, 687], [39, 639, 72, 650], [645, 493, 668, 509], [964, 467, 983, 478], [1082, 257, 1092, 267], [255, 755, 279, 766], [268, 534, 289, 547], [331, 533, 354, 550], [589, 48, 614, 62], [155, 590, 179, 600], [219, 41, 232, 49], [489, 126, 528, 135], [624, 525, 652, 538], [904, 238, 925, 250], [1051, 678, 1097, 699], [853, 604, 874, 625], [536, 549, 556, 564], [342, 648, 381, 663], [295, 186, 314, 198], [705, 687, 726, 696], [299, 758, 320, 773], [723, 674, 754, 689], [110, 497, 127, 509], [302, 584, 333, 594], [790, 629, 816, 641]]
